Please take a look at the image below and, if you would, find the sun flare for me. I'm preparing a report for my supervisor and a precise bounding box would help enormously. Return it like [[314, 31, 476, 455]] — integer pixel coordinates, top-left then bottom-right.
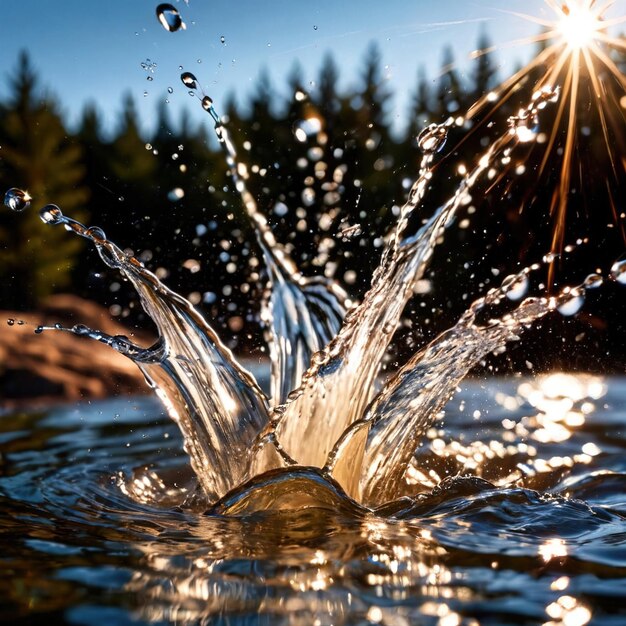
[[468, 0, 626, 283], [557, 2, 603, 50]]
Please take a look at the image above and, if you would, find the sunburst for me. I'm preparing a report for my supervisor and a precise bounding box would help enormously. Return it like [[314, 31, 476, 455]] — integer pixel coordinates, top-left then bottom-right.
[[467, 0, 626, 283]]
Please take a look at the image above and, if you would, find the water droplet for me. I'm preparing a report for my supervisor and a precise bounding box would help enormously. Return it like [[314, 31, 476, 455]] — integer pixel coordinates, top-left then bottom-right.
[[7, 319, 15, 326], [168, 188, 185, 202], [611, 260, 626, 284], [502, 273, 529, 301], [180, 71, 198, 90], [201, 95, 214, 111], [72, 324, 90, 336], [584, 273, 603, 289], [417, 124, 448, 154], [156, 3, 185, 32], [3, 188, 31, 212], [532, 86, 560, 109], [313, 25, 318, 30], [220, 35, 226, 44], [557, 287, 585, 316], [543, 252, 558, 264], [39, 204, 64, 225], [167, 86, 173, 94], [86, 226, 106, 240], [510, 109, 539, 143], [293, 117, 323, 142], [34, 326, 43, 334]]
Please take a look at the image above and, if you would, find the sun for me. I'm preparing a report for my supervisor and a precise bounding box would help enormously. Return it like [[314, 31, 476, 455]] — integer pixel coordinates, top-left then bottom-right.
[[557, 1, 603, 49], [467, 0, 626, 283]]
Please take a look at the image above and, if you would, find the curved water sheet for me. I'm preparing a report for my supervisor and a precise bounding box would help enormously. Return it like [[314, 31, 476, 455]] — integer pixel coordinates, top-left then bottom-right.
[[37, 206, 270, 502], [200, 93, 350, 407], [327, 267, 589, 504], [264, 93, 556, 472]]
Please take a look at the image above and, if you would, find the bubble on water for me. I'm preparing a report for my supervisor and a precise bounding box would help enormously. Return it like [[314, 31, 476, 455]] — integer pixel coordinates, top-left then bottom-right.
[[610, 260, 626, 284], [416, 124, 448, 154], [3, 188, 31, 212], [39, 204, 64, 225], [156, 4, 186, 32], [180, 72, 198, 90], [502, 273, 529, 301], [557, 287, 585, 316]]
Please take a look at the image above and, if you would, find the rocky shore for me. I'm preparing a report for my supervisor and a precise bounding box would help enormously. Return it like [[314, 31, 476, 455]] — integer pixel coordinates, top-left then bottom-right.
[[0, 295, 151, 408]]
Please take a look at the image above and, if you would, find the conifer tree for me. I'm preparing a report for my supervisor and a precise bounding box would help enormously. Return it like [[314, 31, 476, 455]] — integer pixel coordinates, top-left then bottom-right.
[[0, 52, 88, 308]]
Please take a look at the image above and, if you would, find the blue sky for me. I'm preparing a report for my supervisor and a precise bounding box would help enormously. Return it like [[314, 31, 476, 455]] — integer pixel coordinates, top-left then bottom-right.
[[1, 0, 563, 135]]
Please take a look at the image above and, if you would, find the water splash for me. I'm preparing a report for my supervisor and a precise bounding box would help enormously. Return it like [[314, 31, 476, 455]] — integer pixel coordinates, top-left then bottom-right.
[[18, 77, 620, 511], [37, 204, 270, 501], [200, 94, 350, 406]]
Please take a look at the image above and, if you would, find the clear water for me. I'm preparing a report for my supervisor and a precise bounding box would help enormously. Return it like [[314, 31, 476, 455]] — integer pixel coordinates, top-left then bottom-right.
[[2, 24, 626, 625], [2, 374, 626, 624]]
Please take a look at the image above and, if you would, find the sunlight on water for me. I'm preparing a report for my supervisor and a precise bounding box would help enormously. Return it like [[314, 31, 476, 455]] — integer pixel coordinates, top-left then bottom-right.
[[2, 2, 626, 624]]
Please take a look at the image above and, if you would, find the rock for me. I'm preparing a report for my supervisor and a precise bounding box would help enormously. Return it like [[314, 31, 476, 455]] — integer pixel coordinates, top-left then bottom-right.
[[0, 295, 152, 408]]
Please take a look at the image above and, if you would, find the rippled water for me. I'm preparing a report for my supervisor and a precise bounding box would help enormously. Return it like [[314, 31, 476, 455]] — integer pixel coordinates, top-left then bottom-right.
[[2, 372, 625, 625]]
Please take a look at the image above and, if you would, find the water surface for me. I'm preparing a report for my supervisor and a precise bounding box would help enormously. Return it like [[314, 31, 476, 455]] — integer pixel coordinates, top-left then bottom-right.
[[2, 373, 625, 625]]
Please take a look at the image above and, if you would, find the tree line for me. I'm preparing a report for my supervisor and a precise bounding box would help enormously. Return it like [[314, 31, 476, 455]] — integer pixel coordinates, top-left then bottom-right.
[[1, 36, 625, 370]]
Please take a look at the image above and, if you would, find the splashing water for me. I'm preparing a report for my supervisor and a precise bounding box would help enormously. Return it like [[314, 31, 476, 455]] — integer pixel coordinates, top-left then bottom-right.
[[23, 81, 616, 512], [4, 31, 626, 626]]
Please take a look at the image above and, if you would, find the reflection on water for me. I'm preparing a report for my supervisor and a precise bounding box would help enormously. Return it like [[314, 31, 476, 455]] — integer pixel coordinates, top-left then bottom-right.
[[1, 374, 625, 625]]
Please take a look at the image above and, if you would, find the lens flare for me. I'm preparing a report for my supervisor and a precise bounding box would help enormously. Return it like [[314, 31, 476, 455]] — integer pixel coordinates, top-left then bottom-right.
[[558, 2, 602, 49], [468, 0, 626, 284]]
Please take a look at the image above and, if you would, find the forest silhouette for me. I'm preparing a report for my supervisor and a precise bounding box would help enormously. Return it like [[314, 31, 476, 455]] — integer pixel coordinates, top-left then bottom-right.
[[1, 34, 625, 372]]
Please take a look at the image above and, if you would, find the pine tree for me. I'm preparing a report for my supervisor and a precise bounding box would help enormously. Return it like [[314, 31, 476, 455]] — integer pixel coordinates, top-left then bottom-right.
[[471, 29, 498, 102], [436, 46, 463, 118], [0, 52, 89, 308]]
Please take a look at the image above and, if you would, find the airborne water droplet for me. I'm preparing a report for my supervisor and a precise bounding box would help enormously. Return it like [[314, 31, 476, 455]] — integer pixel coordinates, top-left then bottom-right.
[[180, 71, 198, 90], [416, 124, 448, 154], [201, 95, 213, 111], [220, 35, 225, 44], [611, 260, 626, 284], [502, 273, 529, 301], [584, 273, 603, 289], [557, 287, 585, 316], [3, 188, 31, 212], [156, 3, 185, 32], [86, 226, 106, 241], [532, 86, 560, 109], [39, 204, 64, 225]]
